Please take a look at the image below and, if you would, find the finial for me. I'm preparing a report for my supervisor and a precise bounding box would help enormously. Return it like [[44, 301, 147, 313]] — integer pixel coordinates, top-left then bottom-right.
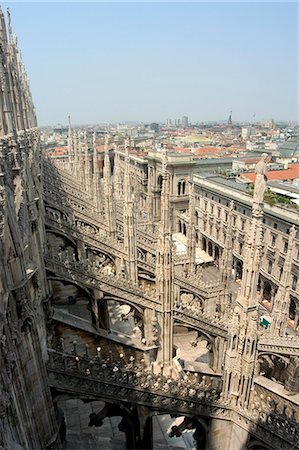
[[6, 8, 12, 39], [162, 148, 168, 173]]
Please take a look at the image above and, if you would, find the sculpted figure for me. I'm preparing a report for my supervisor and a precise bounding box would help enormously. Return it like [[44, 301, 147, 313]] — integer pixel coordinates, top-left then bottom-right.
[[252, 153, 271, 214]]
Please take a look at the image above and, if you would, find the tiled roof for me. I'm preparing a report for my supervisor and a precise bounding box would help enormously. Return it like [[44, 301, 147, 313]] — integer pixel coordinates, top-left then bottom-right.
[[243, 163, 299, 182]]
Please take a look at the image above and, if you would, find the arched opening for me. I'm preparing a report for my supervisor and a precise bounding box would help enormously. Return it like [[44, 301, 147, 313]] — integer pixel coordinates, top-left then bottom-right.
[[214, 246, 220, 261], [46, 231, 78, 261], [107, 298, 144, 341], [157, 174, 163, 191], [86, 248, 116, 275], [236, 260, 243, 280], [50, 278, 93, 322], [263, 281, 272, 301], [289, 297, 296, 320], [154, 414, 207, 449], [258, 354, 288, 384], [178, 179, 186, 196], [178, 220, 182, 233], [183, 223, 187, 236], [202, 237, 207, 252], [56, 398, 137, 450], [208, 241, 213, 257]]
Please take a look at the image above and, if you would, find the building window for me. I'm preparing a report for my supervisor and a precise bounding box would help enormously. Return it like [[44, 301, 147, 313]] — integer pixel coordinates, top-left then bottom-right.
[[241, 220, 245, 231], [217, 208, 221, 218], [273, 223, 277, 229], [233, 216, 236, 226], [239, 242, 243, 254], [279, 267, 283, 280], [268, 260, 273, 274], [225, 212, 228, 222], [271, 235, 276, 247], [292, 275, 298, 291], [211, 205, 214, 214], [178, 180, 186, 196], [284, 241, 288, 253], [297, 247, 299, 261]]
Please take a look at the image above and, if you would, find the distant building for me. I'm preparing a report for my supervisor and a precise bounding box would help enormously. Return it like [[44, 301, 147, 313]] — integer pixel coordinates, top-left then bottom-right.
[[182, 115, 189, 127], [150, 123, 159, 133]]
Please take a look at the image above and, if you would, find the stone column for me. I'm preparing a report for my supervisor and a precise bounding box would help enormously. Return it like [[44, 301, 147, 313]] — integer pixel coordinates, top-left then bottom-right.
[[155, 152, 174, 377], [97, 292, 110, 331]]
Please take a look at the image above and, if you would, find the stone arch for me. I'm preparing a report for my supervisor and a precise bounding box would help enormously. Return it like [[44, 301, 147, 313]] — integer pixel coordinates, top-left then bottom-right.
[[177, 179, 186, 196], [202, 237, 207, 252], [105, 296, 144, 340], [263, 281, 272, 301], [45, 204, 70, 224], [74, 219, 99, 236], [46, 230, 78, 260], [46, 227, 77, 249], [164, 415, 208, 450], [236, 260, 243, 279], [48, 277, 93, 322], [86, 247, 116, 271], [247, 438, 274, 450], [157, 174, 163, 191], [88, 402, 139, 449], [179, 291, 205, 313], [289, 297, 296, 320], [257, 353, 289, 383], [182, 222, 187, 236]]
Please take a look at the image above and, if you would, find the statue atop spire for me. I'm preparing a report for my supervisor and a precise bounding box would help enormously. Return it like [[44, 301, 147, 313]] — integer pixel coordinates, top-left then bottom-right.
[[252, 153, 271, 217]]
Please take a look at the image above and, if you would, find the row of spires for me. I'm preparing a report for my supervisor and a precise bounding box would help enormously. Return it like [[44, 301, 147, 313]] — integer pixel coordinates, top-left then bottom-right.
[[65, 120, 296, 341], [0, 8, 36, 136]]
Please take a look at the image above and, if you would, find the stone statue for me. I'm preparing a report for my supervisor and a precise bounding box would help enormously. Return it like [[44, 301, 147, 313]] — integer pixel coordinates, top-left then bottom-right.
[[252, 153, 271, 215]]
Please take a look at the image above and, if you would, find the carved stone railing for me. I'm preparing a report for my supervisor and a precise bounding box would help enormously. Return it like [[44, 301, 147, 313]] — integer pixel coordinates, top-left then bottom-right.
[[47, 348, 223, 416], [175, 271, 224, 300], [248, 376, 299, 449], [45, 212, 125, 259], [44, 253, 160, 311], [47, 349, 299, 449], [43, 172, 94, 207], [258, 336, 299, 357], [174, 307, 228, 338]]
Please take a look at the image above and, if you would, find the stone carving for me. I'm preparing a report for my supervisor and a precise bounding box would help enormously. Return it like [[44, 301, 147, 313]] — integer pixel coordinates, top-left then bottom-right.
[[252, 153, 271, 216]]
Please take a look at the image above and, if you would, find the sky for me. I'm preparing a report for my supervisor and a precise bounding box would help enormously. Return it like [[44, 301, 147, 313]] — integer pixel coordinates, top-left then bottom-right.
[[3, 2, 298, 126]]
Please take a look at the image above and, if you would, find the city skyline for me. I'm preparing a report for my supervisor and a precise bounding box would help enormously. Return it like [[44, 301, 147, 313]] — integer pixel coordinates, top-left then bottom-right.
[[5, 2, 298, 126]]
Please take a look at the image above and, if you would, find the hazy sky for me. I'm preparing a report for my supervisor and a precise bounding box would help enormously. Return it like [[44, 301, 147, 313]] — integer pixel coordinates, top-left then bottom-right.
[[4, 2, 298, 126]]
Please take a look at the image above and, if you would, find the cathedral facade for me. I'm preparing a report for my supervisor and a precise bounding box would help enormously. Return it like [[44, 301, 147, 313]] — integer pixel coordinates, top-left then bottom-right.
[[0, 9, 298, 450]]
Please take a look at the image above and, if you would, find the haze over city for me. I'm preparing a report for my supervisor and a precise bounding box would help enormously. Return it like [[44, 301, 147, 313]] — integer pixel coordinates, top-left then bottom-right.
[[4, 1, 298, 125]]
